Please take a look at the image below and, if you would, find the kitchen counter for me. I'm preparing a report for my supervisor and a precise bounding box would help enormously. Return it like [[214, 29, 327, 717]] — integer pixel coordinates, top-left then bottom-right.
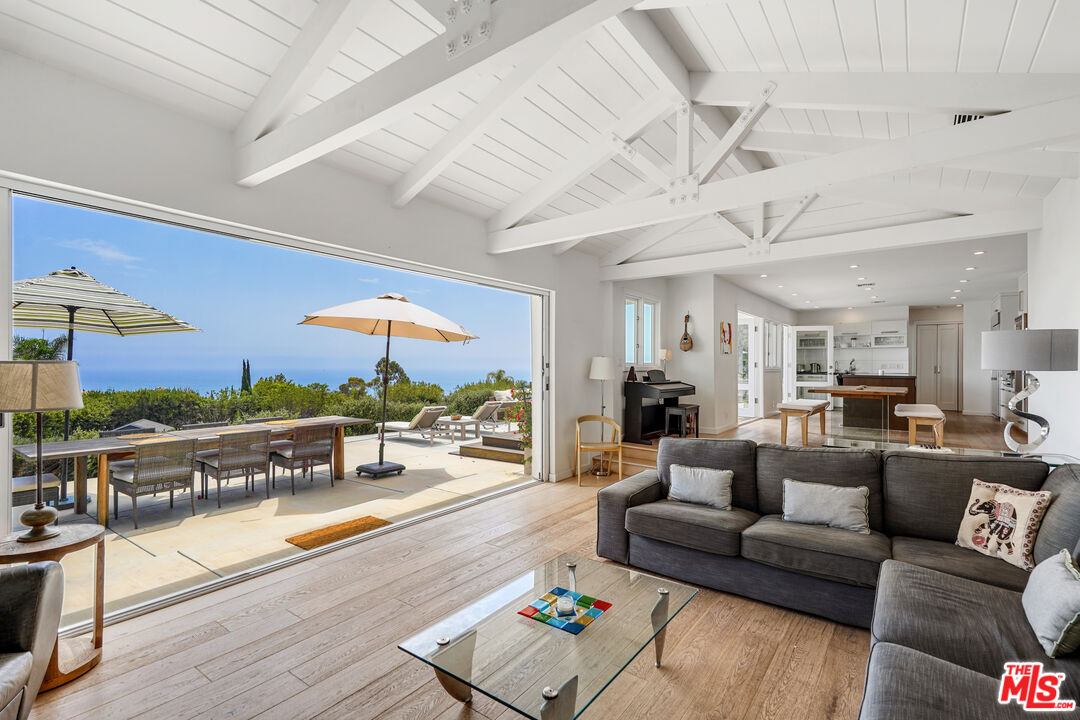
[[837, 374, 916, 431]]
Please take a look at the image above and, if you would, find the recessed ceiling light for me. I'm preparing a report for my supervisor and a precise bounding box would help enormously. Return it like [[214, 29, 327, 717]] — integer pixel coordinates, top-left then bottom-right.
[[777, 284, 784, 288], [849, 264, 859, 269], [814, 306, 820, 309], [950, 296, 957, 300], [960, 279, 969, 283], [847, 307, 854, 310], [956, 304, 963, 307], [973, 251, 985, 255], [953, 289, 962, 293], [760, 274, 768, 278], [871, 295, 878, 299], [965, 266, 976, 271], [791, 292, 798, 296], [856, 277, 866, 281], [804, 300, 811, 304]]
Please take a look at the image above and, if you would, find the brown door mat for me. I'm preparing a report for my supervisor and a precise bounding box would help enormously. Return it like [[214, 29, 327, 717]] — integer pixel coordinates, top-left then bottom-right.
[[286, 516, 392, 550]]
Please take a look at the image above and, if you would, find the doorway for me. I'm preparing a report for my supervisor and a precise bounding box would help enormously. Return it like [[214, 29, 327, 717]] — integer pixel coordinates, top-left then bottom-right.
[[737, 312, 761, 419], [915, 322, 961, 411]]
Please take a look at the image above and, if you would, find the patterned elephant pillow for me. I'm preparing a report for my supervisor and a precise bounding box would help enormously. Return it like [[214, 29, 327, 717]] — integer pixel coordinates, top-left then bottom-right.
[[956, 479, 1053, 570]]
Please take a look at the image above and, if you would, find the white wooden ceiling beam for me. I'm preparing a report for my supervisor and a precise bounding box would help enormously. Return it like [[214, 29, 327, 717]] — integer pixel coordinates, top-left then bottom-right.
[[600, 208, 1041, 281], [675, 101, 693, 176], [712, 212, 751, 247], [752, 202, 764, 241], [822, 180, 1040, 216], [741, 131, 865, 156], [695, 84, 774, 181], [763, 193, 816, 244], [602, 218, 697, 265], [236, 0, 641, 186], [691, 72, 1080, 114], [486, 93, 673, 232], [488, 95, 1080, 253], [612, 133, 673, 189], [392, 36, 582, 207], [634, 0, 752, 8], [236, 0, 378, 144], [695, 105, 764, 175]]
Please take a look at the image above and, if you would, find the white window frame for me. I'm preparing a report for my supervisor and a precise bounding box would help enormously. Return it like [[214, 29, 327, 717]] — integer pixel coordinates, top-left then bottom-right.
[[624, 293, 660, 368], [764, 320, 781, 370]]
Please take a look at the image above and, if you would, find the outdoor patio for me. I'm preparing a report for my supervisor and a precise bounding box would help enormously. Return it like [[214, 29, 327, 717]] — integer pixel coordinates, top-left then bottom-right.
[[13, 433, 530, 628]]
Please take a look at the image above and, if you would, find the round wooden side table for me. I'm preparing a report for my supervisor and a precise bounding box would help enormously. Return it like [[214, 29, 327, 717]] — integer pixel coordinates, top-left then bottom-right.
[[0, 524, 105, 691]]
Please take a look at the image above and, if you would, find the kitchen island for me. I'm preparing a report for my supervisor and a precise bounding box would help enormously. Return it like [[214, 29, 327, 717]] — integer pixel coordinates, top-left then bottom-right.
[[835, 374, 916, 431]]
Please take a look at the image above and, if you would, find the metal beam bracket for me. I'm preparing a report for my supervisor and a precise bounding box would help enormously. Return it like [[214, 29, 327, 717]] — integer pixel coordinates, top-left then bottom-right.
[[667, 173, 699, 205], [445, 0, 492, 59], [746, 237, 771, 257]]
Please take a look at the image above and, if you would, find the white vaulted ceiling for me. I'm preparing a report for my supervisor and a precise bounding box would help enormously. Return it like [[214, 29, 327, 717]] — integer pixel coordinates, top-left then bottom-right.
[[1, 0, 1078, 307]]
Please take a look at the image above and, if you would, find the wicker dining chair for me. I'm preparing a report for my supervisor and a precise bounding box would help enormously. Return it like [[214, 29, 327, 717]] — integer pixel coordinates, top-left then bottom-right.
[[110, 439, 198, 529], [198, 430, 272, 508], [270, 424, 335, 495]]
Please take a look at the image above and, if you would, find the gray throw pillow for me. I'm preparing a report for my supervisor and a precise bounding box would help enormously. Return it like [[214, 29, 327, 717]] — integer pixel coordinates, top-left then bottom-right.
[[668, 465, 733, 510], [1023, 548, 1080, 658], [782, 478, 870, 534]]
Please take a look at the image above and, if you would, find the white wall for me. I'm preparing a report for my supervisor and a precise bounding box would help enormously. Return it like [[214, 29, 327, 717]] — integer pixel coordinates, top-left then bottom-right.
[[665, 274, 716, 429], [1028, 178, 1080, 455], [961, 300, 994, 415], [0, 50, 605, 483]]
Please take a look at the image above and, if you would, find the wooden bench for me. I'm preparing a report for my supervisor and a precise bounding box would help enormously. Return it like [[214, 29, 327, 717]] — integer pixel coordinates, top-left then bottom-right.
[[894, 403, 946, 446], [12, 473, 61, 509], [777, 400, 830, 446]]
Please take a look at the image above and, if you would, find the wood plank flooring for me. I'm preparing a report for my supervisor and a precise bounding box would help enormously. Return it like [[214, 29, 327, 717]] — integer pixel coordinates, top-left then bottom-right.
[[32, 479, 870, 720]]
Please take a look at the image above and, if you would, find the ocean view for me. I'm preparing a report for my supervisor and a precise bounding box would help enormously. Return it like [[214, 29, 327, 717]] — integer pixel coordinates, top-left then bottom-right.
[[77, 366, 532, 394]]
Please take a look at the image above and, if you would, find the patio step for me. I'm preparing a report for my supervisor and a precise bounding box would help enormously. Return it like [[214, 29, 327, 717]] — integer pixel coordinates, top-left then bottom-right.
[[459, 441, 525, 464], [484, 432, 525, 450]]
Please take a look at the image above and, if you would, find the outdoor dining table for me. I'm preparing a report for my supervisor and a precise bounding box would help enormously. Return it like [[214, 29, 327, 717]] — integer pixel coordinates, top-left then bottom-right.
[[12, 415, 371, 527]]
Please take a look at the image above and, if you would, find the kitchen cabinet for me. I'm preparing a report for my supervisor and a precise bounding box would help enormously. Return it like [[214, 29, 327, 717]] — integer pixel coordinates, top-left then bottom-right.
[[795, 326, 833, 396], [871, 320, 907, 335], [915, 323, 960, 411]]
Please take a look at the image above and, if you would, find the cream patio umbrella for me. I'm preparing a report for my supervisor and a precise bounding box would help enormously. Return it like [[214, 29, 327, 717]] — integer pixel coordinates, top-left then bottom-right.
[[12, 266, 200, 505], [300, 292, 477, 478]]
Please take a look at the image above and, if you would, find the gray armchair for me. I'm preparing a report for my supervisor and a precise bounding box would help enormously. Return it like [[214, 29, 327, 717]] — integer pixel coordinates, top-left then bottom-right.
[[0, 561, 64, 720]]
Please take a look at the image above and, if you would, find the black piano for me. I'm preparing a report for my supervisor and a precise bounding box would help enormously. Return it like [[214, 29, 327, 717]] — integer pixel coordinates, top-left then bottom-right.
[[623, 370, 696, 444]]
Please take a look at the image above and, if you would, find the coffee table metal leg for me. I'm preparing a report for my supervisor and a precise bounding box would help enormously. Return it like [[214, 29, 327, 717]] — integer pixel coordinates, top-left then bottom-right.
[[540, 675, 578, 720], [433, 630, 477, 704], [651, 587, 670, 668]]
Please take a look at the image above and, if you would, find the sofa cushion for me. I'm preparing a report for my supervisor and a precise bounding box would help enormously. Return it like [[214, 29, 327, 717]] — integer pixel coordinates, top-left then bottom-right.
[[1034, 464, 1080, 566], [881, 452, 1049, 541], [782, 478, 870, 534], [891, 536, 1029, 591], [756, 444, 883, 530], [0, 653, 31, 714], [741, 515, 890, 587], [872, 560, 1080, 700], [859, 642, 1029, 720], [657, 438, 757, 511], [625, 500, 759, 557], [1023, 549, 1080, 658], [668, 465, 732, 509]]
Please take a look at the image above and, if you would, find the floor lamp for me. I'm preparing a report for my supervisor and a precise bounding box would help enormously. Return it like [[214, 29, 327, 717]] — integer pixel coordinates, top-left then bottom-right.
[[588, 356, 616, 476], [981, 329, 1078, 454], [0, 361, 83, 542]]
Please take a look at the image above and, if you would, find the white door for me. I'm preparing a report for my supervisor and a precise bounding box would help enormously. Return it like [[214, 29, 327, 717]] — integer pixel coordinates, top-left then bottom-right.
[[916, 325, 939, 404], [737, 315, 758, 418], [937, 323, 960, 411], [782, 325, 796, 401]]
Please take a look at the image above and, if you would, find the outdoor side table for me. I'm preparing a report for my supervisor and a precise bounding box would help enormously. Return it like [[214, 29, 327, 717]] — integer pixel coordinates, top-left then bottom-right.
[[0, 524, 105, 691]]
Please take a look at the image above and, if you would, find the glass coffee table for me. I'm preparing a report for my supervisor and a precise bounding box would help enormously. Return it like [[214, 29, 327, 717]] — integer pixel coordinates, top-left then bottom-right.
[[399, 554, 697, 719]]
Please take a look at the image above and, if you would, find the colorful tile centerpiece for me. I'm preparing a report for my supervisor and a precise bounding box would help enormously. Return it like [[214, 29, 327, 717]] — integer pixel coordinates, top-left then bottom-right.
[[517, 587, 612, 635]]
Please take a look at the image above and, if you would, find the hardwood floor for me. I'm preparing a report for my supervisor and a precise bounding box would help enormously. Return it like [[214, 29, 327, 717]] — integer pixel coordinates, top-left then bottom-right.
[[31, 479, 870, 720]]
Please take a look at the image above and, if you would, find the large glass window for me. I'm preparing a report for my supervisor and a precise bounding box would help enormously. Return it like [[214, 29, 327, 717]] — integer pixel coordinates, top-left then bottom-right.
[[765, 320, 781, 370], [624, 295, 658, 367]]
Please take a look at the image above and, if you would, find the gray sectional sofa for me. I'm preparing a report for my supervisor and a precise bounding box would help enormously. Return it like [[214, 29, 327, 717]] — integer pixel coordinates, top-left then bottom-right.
[[596, 438, 1080, 719]]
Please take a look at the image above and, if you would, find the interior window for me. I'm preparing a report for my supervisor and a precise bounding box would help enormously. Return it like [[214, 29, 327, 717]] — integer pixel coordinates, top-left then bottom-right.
[[624, 295, 659, 367]]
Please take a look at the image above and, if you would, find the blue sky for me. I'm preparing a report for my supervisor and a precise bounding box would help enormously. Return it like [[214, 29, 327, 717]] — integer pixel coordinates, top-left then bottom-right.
[[12, 195, 531, 392]]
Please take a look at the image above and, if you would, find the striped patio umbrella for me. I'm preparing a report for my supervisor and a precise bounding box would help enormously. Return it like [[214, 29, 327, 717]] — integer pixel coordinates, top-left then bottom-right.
[[12, 266, 199, 504]]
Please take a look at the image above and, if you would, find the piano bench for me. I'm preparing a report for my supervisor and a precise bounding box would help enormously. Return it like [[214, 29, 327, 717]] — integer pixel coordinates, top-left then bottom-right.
[[777, 400, 830, 446], [664, 404, 700, 438]]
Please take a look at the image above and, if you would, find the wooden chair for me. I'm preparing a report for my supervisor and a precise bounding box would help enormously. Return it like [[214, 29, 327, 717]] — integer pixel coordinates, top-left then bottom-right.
[[574, 415, 622, 486], [110, 438, 197, 529], [777, 400, 830, 446], [895, 404, 946, 446], [198, 429, 272, 508]]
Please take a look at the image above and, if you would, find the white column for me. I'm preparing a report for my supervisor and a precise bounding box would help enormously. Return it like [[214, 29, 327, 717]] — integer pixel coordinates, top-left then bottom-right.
[[1, 187, 12, 535]]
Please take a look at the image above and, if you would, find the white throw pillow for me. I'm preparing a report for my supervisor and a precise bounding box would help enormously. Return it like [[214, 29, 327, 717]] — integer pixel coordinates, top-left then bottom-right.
[[1023, 549, 1080, 658], [956, 478, 1053, 571], [493, 389, 514, 402], [668, 465, 733, 510], [782, 478, 870, 534]]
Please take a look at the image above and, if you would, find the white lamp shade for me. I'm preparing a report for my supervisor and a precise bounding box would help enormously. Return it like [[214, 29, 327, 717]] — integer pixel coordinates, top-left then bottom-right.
[[588, 356, 617, 380], [659, 348, 673, 361], [0, 361, 84, 411], [981, 329, 1079, 371]]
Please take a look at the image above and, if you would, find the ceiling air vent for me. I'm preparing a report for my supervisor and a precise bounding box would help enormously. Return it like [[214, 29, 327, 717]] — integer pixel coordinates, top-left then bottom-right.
[[856, 282, 876, 288], [954, 114, 985, 125], [871, 300, 887, 304]]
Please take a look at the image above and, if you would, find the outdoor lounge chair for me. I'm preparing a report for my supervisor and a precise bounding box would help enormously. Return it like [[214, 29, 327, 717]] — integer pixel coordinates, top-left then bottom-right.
[[380, 406, 452, 445], [109, 438, 197, 529], [270, 424, 335, 495], [198, 429, 272, 508]]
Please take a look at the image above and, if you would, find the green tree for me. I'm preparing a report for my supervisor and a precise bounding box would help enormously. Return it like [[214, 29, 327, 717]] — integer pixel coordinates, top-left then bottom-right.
[[374, 358, 409, 385], [338, 376, 367, 397], [484, 369, 515, 385], [13, 335, 67, 360], [240, 359, 252, 393]]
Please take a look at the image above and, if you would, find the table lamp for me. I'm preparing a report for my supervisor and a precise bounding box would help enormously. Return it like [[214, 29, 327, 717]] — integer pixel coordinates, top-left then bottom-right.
[[980, 329, 1078, 454], [0, 361, 83, 542], [658, 348, 673, 373]]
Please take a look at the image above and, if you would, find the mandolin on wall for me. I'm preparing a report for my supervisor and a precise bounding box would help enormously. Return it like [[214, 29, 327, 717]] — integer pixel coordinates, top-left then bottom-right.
[[680, 313, 693, 352]]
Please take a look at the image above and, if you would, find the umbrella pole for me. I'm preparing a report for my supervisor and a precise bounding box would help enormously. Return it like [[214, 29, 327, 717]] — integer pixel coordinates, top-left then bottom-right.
[[378, 321, 391, 467]]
